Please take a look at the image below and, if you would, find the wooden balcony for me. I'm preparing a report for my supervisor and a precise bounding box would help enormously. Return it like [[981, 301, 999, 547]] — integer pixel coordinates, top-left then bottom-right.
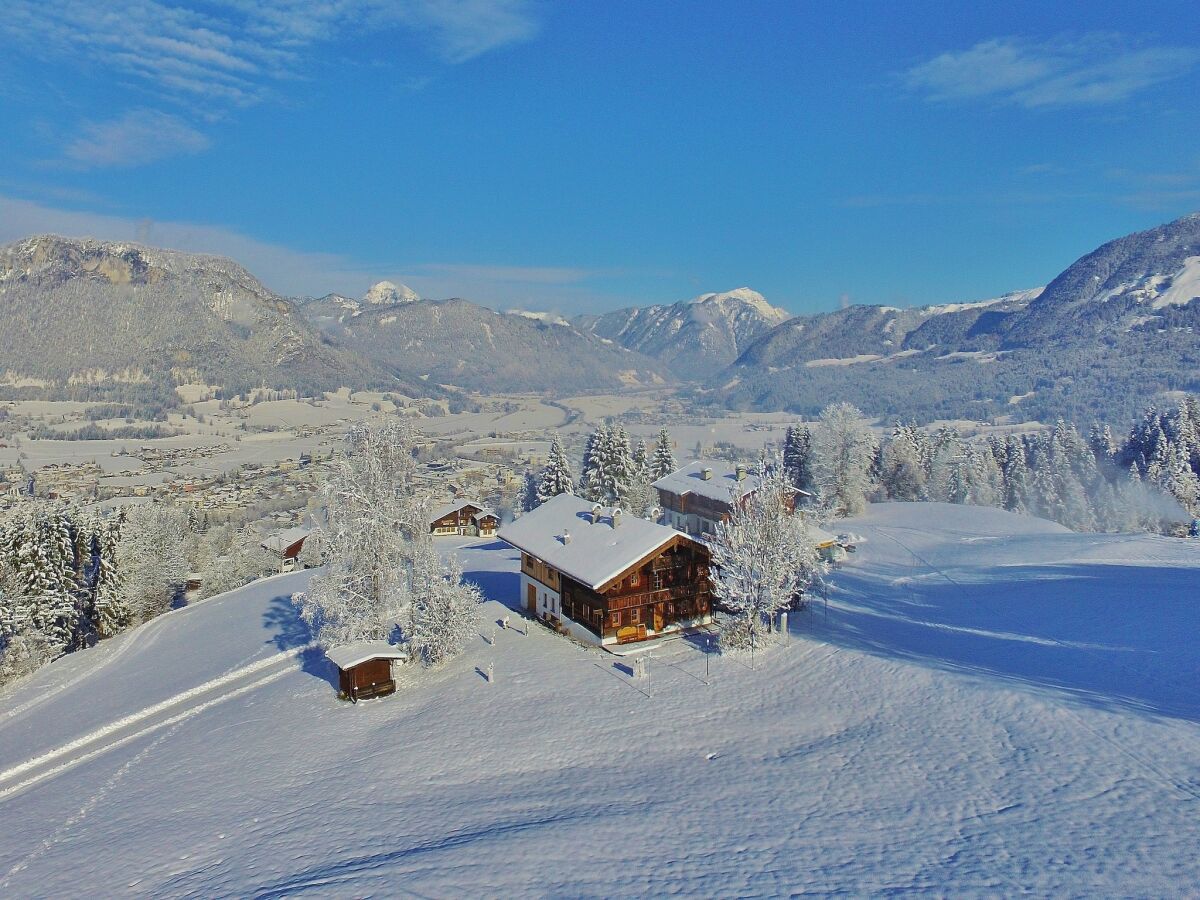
[[608, 583, 710, 611]]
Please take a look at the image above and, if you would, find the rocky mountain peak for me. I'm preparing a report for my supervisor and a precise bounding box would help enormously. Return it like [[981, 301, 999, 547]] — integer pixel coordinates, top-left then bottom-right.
[[364, 280, 419, 305]]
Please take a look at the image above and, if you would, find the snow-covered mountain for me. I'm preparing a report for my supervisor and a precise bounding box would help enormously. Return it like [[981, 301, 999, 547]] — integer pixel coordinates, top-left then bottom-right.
[[714, 211, 1200, 424], [0, 503, 1196, 895], [0, 235, 404, 399], [574, 287, 791, 379], [302, 296, 671, 394], [298, 280, 421, 322], [363, 280, 419, 306], [1002, 212, 1200, 346]]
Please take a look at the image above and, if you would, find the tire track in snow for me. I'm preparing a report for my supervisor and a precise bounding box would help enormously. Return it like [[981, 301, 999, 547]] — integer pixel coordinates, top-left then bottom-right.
[[0, 649, 306, 800]]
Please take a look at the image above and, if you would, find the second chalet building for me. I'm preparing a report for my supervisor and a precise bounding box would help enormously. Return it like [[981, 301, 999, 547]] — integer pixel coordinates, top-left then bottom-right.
[[497, 493, 713, 647], [652, 459, 760, 537]]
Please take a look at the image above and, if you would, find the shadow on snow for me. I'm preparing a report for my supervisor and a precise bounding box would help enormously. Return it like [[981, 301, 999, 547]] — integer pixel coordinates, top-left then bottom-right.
[[816, 560, 1200, 723], [261, 594, 336, 689]]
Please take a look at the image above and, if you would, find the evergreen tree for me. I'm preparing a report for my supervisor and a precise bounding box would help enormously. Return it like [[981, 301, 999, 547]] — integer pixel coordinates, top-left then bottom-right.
[[536, 434, 575, 505], [783, 424, 816, 494], [91, 517, 129, 637], [650, 428, 676, 480]]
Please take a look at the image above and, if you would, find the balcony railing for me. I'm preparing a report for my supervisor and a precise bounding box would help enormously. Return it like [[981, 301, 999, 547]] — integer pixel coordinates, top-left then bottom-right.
[[608, 584, 709, 611]]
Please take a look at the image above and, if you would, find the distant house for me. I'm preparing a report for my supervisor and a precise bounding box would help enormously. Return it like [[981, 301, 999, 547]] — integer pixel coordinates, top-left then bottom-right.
[[472, 509, 500, 537], [497, 494, 713, 647], [429, 500, 495, 536], [261, 527, 312, 572], [652, 459, 806, 537], [325, 642, 408, 702]]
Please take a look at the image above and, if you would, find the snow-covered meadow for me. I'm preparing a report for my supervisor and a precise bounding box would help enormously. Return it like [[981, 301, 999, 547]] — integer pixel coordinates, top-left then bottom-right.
[[0, 503, 1196, 896]]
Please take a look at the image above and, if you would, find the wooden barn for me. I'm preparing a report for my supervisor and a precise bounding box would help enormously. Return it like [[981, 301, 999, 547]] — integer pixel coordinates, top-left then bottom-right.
[[498, 494, 713, 647], [326, 642, 408, 702]]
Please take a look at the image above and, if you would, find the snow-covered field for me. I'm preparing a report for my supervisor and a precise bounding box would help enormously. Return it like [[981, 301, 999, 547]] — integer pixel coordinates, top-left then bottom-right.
[[0, 503, 1197, 896]]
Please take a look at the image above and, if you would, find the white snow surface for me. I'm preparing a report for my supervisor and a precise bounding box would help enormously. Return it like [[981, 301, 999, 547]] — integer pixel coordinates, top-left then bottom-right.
[[1, 503, 1198, 896]]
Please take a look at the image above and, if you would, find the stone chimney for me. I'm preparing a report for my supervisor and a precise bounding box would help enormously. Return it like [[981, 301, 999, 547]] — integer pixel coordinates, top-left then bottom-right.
[[701, 467, 713, 481], [591, 503, 603, 524], [562, 530, 572, 545], [736, 464, 747, 482], [611, 507, 622, 528]]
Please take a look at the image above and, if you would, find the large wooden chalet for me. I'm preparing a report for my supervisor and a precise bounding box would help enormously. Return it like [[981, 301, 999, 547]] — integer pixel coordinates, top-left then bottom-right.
[[497, 494, 713, 647], [429, 500, 499, 537]]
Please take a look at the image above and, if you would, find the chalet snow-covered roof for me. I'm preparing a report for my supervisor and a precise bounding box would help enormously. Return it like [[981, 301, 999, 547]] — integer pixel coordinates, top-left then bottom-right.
[[471, 508, 498, 522], [430, 499, 482, 522], [498, 493, 696, 591], [325, 641, 409, 671], [261, 527, 312, 554], [651, 460, 760, 504]]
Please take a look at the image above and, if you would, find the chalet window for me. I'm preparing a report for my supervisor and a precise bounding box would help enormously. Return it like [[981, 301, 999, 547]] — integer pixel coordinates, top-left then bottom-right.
[[631, 607, 641, 624], [652, 571, 664, 590], [630, 571, 640, 587], [611, 611, 622, 628]]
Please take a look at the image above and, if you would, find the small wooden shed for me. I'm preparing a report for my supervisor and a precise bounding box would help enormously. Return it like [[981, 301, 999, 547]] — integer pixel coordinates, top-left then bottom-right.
[[325, 642, 408, 702]]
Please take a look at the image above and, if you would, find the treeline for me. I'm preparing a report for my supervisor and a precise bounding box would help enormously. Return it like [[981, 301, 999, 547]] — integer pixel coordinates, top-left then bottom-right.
[[0, 502, 280, 687], [525, 426, 679, 515], [783, 397, 1200, 534], [28, 423, 179, 441]]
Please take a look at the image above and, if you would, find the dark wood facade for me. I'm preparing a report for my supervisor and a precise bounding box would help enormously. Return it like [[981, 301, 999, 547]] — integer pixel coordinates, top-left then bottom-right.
[[431, 503, 483, 535], [525, 536, 712, 644], [657, 488, 737, 523], [474, 513, 500, 536], [336, 658, 396, 701]]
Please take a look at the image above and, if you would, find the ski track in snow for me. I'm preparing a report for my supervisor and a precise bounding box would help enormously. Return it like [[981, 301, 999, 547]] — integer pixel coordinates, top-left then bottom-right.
[[0, 650, 304, 800]]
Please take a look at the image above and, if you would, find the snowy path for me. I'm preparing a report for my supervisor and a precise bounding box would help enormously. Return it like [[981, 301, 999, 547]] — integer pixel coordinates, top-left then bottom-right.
[[0, 509, 1197, 895]]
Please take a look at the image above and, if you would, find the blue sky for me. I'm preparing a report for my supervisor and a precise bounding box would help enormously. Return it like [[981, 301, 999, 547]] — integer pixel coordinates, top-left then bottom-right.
[[1, 1, 1198, 314]]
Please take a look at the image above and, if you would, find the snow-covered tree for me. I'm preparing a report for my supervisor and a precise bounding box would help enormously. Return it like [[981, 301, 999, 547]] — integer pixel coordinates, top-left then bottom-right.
[[880, 423, 929, 501], [91, 516, 129, 638], [117, 504, 190, 623], [296, 419, 423, 647], [709, 455, 824, 651], [810, 403, 878, 516], [650, 428, 676, 480], [632, 438, 649, 479], [579, 424, 634, 505], [406, 538, 482, 667], [536, 434, 575, 505], [782, 424, 815, 494]]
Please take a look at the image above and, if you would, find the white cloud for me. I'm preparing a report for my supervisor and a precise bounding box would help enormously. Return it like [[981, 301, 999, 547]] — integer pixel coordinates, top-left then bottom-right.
[[61, 110, 211, 169], [4, 1, 541, 169], [3, 1, 541, 106], [0, 194, 636, 314], [903, 35, 1199, 108]]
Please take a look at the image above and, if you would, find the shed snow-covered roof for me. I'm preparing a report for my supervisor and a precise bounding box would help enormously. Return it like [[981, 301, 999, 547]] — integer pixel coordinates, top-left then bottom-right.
[[498, 493, 697, 591], [325, 641, 408, 671], [651, 460, 760, 504], [261, 527, 312, 554]]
